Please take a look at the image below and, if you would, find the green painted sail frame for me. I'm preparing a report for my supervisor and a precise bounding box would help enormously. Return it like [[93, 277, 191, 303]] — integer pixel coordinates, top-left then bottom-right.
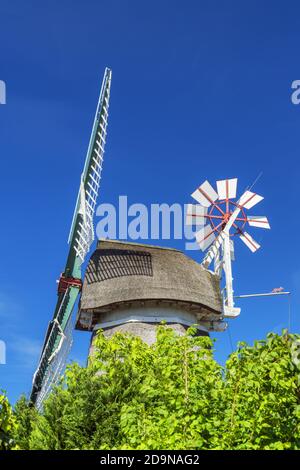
[[31, 68, 112, 405]]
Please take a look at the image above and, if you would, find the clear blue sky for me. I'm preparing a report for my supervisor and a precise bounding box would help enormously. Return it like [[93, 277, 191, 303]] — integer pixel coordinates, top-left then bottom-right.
[[0, 0, 299, 403]]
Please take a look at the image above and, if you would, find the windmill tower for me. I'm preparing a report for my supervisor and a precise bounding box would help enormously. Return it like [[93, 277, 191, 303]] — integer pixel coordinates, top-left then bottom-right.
[[76, 179, 270, 357], [31, 69, 270, 407], [75, 239, 225, 355]]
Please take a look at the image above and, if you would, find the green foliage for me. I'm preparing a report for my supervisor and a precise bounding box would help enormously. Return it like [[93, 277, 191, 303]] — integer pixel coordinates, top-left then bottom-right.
[[0, 392, 17, 450], [3, 327, 300, 450], [13, 395, 37, 450], [220, 332, 300, 449]]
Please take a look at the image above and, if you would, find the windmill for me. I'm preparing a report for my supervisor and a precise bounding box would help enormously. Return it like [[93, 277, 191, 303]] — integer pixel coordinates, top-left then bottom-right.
[[30, 68, 112, 407], [186, 178, 270, 318]]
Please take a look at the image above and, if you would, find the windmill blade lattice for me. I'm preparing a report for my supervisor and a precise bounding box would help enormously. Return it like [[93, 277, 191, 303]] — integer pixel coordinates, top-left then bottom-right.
[[30, 68, 112, 407], [186, 177, 270, 319], [188, 178, 270, 253]]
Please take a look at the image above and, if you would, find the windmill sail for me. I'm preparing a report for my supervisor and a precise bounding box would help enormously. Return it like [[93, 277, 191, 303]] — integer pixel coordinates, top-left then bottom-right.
[[31, 68, 112, 407], [187, 177, 270, 319]]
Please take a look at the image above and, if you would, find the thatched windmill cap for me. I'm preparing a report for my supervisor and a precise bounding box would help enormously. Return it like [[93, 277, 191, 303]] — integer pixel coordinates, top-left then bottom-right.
[[76, 239, 222, 331]]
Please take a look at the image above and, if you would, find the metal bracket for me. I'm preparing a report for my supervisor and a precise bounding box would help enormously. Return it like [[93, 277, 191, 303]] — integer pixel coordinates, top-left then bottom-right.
[[201, 203, 244, 318]]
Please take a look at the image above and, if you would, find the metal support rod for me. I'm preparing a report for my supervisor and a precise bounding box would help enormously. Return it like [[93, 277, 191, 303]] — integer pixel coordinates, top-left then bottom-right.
[[223, 232, 234, 308], [234, 292, 291, 298], [234, 291, 292, 331]]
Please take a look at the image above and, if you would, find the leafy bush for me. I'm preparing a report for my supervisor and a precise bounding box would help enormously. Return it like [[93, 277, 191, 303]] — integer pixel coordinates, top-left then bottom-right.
[[11, 327, 299, 450], [0, 392, 17, 450], [1, 327, 299, 450]]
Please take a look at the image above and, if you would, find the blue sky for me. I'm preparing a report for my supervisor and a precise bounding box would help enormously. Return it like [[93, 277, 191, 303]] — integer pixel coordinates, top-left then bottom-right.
[[0, 0, 300, 403]]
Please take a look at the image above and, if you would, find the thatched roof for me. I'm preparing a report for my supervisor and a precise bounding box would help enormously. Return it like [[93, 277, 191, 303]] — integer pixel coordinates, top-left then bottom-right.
[[76, 240, 222, 330]]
